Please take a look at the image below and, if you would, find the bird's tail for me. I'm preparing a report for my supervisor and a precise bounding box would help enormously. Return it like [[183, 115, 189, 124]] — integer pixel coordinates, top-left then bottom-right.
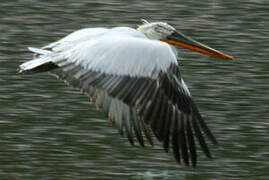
[[18, 47, 59, 74]]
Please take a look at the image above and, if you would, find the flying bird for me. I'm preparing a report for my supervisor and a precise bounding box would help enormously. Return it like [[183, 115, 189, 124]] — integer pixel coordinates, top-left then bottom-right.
[[19, 20, 235, 167]]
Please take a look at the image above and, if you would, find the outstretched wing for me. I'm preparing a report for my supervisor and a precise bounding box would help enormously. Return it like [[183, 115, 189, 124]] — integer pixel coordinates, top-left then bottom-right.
[[24, 28, 217, 167]]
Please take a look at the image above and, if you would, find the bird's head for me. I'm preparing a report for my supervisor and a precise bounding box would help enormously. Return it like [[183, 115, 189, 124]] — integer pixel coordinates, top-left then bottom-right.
[[137, 20, 176, 40], [137, 20, 235, 60]]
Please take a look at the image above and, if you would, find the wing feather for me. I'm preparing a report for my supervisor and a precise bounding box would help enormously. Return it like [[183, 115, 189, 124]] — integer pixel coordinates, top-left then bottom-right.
[[172, 109, 181, 164], [162, 103, 172, 153], [186, 115, 197, 167], [180, 113, 189, 166], [53, 59, 217, 166], [43, 28, 109, 51], [53, 58, 217, 166], [131, 109, 145, 147]]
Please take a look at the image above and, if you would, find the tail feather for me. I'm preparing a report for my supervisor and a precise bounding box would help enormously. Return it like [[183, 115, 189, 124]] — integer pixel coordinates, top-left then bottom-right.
[[28, 47, 51, 55], [19, 47, 58, 74]]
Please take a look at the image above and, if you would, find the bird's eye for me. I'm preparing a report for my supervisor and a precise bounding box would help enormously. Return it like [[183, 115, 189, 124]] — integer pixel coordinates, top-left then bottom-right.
[[154, 25, 163, 33]]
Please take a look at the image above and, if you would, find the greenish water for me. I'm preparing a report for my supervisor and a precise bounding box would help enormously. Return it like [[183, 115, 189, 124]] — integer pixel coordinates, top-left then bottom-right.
[[1, 0, 269, 179]]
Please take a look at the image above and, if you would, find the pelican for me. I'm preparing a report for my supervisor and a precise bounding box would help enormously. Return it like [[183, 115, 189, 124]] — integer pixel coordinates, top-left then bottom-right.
[[19, 20, 235, 167]]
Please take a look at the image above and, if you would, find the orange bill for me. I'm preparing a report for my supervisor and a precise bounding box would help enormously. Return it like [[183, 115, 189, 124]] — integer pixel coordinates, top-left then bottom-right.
[[161, 31, 235, 60]]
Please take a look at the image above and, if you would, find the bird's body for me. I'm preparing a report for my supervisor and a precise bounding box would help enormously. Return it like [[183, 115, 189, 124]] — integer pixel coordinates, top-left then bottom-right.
[[19, 21, 234, 167]]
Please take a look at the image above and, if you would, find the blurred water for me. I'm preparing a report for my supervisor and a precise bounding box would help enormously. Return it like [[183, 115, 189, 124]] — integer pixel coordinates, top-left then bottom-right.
[[1, 0, 269, 179]]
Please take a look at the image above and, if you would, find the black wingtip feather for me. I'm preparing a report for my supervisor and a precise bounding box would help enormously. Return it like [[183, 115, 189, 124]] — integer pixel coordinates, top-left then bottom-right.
[[192, 116, 212, 159], [186, 115, 197, 167], [172, 113, 181, 164], [197, 113, 218, 145], [180, 114, 189, 166], [162, 103, 172, 153]]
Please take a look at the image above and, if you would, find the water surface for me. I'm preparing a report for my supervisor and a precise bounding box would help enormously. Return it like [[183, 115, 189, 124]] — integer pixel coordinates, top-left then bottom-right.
[[1, 0, 269, 179]]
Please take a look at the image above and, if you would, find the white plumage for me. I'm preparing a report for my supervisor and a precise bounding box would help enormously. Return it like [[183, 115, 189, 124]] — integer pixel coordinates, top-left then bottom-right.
[[19, 21, 235, 167], [27, 27, 177, 78]]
